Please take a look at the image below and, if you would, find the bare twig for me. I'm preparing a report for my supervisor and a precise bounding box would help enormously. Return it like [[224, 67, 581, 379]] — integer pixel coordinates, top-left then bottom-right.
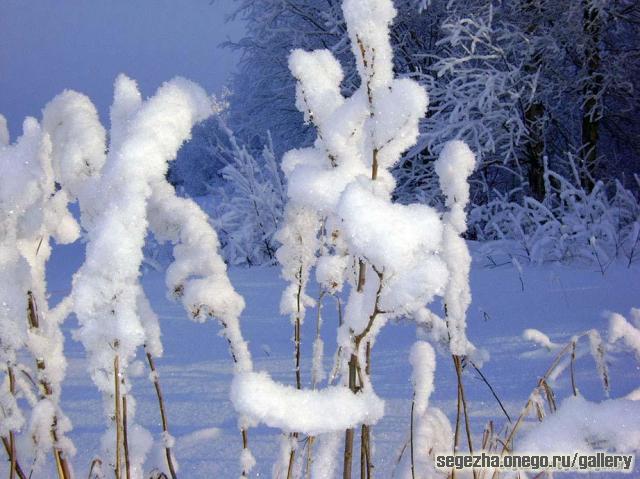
[[453, 355, 477, 479], [114, 355, 122, 479], [1, 436, 26, 479], [145, 350, 177, 479], [8, 364, 17, 479], [470, 361, 512, 423], [122, 393, 131, 479], [410, 396, 415, 479]]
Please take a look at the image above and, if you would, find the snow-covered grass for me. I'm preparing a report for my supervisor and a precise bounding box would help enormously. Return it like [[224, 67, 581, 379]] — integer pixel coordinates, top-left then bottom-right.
[[40, 245, 640, 477]]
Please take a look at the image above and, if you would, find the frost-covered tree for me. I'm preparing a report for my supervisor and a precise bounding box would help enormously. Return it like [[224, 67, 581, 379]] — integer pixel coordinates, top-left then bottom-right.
[[214, 124, 285, 265], [223, 0, 639, 206]]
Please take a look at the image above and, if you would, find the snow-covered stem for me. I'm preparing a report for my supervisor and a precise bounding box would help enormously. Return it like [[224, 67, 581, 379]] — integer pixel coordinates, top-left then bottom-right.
[[26, 293, 72, 479]]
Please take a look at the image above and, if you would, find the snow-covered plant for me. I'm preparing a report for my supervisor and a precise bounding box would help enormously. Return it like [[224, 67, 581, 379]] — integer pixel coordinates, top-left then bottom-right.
[[68, 74, 255, 478], [229, 0, 481, 476], [499, 310, 640, 473], [395, 341, 452, 478], [0, 90, 106, 477], [0, 117, 51, 477]]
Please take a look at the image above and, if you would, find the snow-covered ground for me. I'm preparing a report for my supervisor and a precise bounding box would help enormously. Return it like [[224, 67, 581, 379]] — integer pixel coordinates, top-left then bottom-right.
[[43, 243, 639, 477]]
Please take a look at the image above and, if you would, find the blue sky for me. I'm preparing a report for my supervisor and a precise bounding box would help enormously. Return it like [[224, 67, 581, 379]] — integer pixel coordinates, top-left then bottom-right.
[[0, 0, 243, 138]]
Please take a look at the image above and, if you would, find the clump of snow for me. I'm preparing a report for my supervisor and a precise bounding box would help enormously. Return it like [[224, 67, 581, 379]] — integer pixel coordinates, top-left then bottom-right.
[[342, 0, 397, 94], [523, 328, 559, 351], [608, 311, 640, 361], [435, 140, 476, 355], [399, 341, 452, 478], [289, 49, 344, 128], [0, 114, 8, 145], [409, 341, 436, 416], [0, 93, 107, 468], [230, 371, 385, 435], [311, 432, 342, 479], [41, 90, 107, 199], [274, 204, 320, 326], [518, 395, 640, 454], [148, 180, 252, 372]]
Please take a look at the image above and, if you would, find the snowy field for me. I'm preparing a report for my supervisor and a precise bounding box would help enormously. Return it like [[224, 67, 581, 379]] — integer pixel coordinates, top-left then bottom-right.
[[2, 1, 639, 477], [44, 244, 639, 477]]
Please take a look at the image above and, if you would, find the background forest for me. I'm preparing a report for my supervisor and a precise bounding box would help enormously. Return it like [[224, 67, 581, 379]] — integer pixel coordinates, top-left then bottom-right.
[[169, 0, 640, 268]]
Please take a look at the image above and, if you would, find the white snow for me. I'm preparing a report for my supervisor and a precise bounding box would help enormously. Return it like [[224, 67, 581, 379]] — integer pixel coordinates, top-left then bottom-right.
[[518, 395, 640, 454], [609, 311, 640, 360], [230, 371, 385, 435]]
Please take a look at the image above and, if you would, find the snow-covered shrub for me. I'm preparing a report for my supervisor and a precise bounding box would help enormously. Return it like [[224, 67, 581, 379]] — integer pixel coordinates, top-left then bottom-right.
[[213, 123, 285, 265], [229, 0, 481, 476], [471, 160, 640, 267]]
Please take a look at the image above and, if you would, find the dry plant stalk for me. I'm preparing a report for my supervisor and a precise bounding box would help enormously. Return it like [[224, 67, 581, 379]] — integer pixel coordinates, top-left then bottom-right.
[[453, 355, 477, 479], [8, 364, 17, 479], [145, 349, 178, 479], [410, 394, 416, 479], [286, 266, 305, 479], [114, 354, 122, 479], [122, 393, 131, 479], [490, 336, 589, 479], [26, 292, 72, 479], [1, 434, 26, 479]]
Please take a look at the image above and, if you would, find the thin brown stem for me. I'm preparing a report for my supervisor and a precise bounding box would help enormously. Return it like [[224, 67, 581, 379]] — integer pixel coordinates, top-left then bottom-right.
[[452, 364, 462, 479], [410, 396, 415, 479], [241, 429, 250, 478], [570, 341, 578, 396], [343, 352, 358, 479], [1, 436, 26, 479], [453, 355, 476, 479], [122, 393, 131, 479], [288, 266, 305, 477], [145, 350, 177, 479], [8, 365, 16, 479], [343, 428, 354, 479], [360, 342, 372, 479], [305, 436, 315, 478], [114, 355, 122, 479], [287, 432, 298, 479], [469, 361, 512, 423]]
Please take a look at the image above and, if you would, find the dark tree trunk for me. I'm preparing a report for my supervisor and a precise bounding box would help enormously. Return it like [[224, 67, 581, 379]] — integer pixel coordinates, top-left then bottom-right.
[[521, 0, 547, 201], [580, 0, 602, 191]]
